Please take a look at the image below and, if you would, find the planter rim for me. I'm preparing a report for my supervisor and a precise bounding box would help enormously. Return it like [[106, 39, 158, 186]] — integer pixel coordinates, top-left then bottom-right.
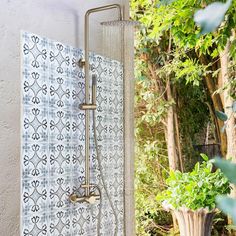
[[162, 202, 218, 213], [173, 207, 218, 213]]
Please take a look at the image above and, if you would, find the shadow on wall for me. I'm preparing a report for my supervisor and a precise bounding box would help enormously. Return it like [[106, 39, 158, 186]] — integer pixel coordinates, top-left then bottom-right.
[[33, 0, 80, 48], [34, 0, 123, 52]]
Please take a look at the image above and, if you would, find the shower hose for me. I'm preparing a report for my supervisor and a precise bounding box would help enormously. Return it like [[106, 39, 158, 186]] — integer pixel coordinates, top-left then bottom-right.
[[92, 110, 119, 236]]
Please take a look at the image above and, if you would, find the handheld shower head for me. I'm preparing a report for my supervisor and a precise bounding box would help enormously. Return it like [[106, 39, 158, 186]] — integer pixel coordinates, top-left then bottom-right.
[[92, 74, 97, 106]]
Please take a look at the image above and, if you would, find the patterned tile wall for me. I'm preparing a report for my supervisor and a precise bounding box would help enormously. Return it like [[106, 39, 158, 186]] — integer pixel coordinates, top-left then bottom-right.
[[21, 32, 124, 236]]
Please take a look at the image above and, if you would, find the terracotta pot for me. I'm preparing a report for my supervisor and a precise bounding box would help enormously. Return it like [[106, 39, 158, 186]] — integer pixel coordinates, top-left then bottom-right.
[[173, 207, 216, 236]]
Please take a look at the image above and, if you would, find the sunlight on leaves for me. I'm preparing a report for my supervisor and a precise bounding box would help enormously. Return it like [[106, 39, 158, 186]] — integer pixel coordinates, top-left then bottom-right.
[[200, 153, 209, 161], [226, 225, 236, 231], [157, 158, 230, 210]]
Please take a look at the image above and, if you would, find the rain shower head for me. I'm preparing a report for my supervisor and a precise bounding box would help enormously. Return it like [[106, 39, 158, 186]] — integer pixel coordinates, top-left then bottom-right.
[[101, 20, 139, 27], [101, 19, 139, 62]]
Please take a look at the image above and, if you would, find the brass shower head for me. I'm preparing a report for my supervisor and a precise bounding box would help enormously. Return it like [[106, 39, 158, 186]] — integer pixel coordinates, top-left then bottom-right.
[[101, 20, 140, 27]]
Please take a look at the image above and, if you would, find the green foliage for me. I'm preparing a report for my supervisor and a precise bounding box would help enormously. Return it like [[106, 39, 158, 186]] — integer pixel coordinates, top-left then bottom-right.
[[135, 136, 171, 235], [226, 224, 236, 231], [175, 81, 210, 170], [158, 54, 206, 86], [132, 0, 236, 57], [135, 70, 171, 234], [134, 70, 210, 234], [157, 158, 231, 210], [136, 80, 173, 126], [131, 0, 236, 234], [200, 153, 209, 161]]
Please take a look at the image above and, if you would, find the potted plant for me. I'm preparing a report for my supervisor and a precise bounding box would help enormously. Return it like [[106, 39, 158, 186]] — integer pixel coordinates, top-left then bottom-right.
[[157, 155, 231, 236]]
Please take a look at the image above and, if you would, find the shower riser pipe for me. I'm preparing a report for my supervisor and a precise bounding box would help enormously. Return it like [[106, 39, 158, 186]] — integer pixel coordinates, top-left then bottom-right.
[[83, 4, 123, 196]]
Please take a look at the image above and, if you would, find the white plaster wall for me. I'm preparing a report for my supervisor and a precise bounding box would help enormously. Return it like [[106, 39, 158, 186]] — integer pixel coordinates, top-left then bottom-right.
[[0, 1, 129, 235]]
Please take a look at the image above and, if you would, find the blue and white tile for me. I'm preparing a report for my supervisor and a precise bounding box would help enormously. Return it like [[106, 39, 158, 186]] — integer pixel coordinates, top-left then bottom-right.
[[21, 31, 125, 236]]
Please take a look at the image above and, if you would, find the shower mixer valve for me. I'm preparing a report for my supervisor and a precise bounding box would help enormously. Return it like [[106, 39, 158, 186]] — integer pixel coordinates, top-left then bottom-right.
[[69, 192, 100, 204], [77, 58, 85, 68], [69, 184, 101, 205]]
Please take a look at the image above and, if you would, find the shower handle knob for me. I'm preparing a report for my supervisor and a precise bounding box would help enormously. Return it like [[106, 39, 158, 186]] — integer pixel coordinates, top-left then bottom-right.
[[86, 195, 100, 204], [69, 193, 100, 204], [69, 193, 86, 204]]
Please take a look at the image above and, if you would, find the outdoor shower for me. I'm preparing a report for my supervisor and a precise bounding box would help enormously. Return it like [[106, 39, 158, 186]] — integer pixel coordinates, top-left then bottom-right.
[[68, 4, 120, 236], [68, 3, 138, 235], [21, 3, 137, 236], [69, 5, 122, 205]]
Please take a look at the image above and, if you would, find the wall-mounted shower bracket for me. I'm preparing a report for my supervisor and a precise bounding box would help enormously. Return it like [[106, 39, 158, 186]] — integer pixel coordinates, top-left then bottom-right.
[[69, 183, 101, 205], [78, 58, 85, 68], [79, 74, 97, 110], [79, 104, 97, 110]]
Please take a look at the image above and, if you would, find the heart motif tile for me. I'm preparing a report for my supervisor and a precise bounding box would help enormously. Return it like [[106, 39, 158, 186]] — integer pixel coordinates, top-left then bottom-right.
[[21, 32, 124, 236]]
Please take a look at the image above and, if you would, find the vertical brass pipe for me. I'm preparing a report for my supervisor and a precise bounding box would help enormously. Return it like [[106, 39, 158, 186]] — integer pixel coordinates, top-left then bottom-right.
[[83, 4, 123, 196]]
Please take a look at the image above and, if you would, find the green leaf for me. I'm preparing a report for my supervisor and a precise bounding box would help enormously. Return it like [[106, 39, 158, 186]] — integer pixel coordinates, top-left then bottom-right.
[[194, 0, 232, 34], [200, 153, 209, 161], [216, 196, 236, 224], [226, 225, 236, 231], [215, 110, 228, 121], [214, 158, 236, 185], [158, 158, 230, 210]]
